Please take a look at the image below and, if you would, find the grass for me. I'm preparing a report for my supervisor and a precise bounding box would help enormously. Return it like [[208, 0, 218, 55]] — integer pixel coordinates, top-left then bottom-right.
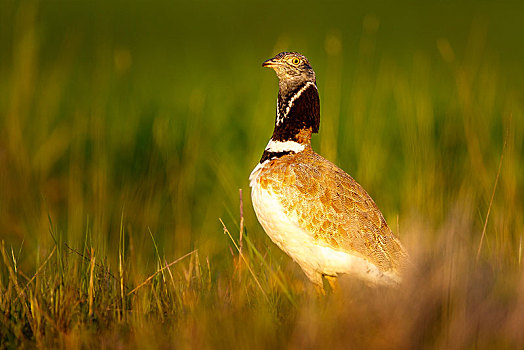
[[1, 0, 523, 348]]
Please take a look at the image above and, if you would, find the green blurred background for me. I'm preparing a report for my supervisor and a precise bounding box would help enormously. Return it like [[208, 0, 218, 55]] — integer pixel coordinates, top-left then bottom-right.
[[0, 0, 523, 272]]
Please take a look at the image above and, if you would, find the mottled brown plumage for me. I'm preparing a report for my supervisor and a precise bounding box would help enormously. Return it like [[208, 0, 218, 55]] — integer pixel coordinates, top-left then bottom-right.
[[255, 130, 406, 274]]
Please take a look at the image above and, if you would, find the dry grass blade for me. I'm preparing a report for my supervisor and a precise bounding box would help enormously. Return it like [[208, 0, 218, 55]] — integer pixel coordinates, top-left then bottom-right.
[[127, 250, 197, 296], [239, 188, 244, 257], [88, 248, 96, 317], [118, 210, 125, 320], [64, 243, 118, 281], [476, 138, 506, 261], [17, 245, 56, 301], [1, 241, 26, 300], [220, 218, 269, 301], [242, 234, 296, 305], [1, 241, 35, 335]]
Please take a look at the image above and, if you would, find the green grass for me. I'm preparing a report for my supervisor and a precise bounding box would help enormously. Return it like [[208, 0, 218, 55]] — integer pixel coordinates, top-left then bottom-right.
[[1, 0, 523, 348]]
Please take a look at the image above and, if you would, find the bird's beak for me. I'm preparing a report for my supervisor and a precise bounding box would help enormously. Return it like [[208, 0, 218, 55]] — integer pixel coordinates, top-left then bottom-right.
[[262, 58, 279, 68]]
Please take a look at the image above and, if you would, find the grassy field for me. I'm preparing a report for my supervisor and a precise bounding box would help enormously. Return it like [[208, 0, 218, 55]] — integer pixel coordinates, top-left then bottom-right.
[[1, 0, 523, 348]]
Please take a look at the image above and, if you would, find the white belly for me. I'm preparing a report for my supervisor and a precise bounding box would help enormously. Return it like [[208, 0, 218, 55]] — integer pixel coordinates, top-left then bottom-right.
[[249, 166, 395, 286], [251, 181, 319, 274]]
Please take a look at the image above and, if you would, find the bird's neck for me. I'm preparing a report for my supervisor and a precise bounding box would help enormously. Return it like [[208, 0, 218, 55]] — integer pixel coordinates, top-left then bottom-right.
[[259, 81, 320, 163]]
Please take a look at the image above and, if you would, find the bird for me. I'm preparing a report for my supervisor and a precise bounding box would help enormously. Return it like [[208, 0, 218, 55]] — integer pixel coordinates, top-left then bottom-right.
[[249, 52, 407, 291]]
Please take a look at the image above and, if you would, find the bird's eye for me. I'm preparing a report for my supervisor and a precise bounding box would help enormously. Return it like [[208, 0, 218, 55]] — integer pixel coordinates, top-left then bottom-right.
[[290, 57, 301, 65]]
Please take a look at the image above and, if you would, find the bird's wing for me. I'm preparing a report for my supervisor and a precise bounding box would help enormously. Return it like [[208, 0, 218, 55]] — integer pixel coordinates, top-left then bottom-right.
[[260, 149, 407, 273]]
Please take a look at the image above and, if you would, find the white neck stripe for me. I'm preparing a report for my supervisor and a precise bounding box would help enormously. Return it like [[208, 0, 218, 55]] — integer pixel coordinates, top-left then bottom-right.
[[265, 139, 305, 153], [276, 97, 282, 125]]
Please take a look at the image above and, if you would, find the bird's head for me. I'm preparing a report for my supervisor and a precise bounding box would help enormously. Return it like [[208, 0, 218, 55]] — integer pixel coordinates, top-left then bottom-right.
[[261, 52, 320, 140], [262, 52, 316, 92]]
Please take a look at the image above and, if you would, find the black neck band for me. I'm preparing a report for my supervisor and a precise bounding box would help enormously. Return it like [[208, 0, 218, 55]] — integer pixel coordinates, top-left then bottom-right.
[[272, 83, 320, 142], [259, 150, 294, 162]]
